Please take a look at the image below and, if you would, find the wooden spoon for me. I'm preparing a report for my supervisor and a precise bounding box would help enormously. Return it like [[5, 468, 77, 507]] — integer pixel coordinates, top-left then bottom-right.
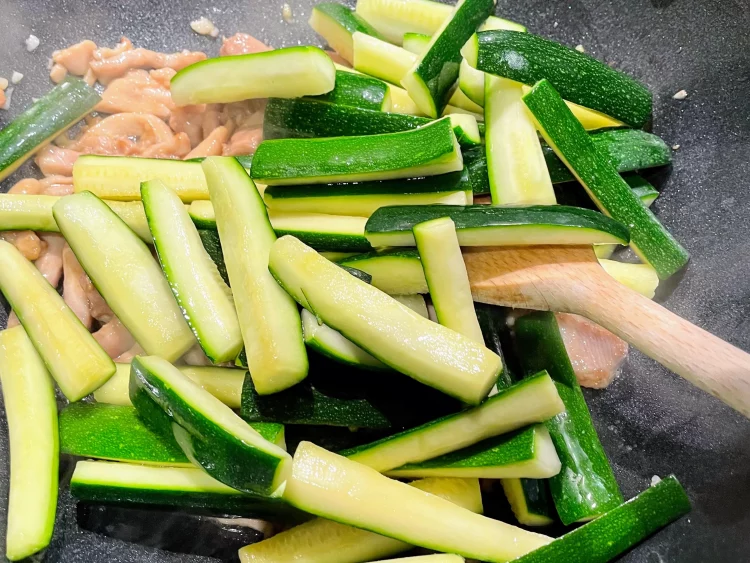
[[464, 245, 750, 418]]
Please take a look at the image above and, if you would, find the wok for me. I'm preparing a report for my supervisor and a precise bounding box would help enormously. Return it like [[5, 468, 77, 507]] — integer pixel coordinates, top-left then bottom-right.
[[0, 0, 749, 561]]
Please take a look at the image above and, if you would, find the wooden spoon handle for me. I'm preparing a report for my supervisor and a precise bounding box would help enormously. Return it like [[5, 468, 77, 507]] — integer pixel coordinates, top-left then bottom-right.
[[558, 277, 750, 417]]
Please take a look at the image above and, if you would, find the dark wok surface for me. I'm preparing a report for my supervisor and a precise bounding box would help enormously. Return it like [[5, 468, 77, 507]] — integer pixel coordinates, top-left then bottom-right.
[[1, 0, 749, 561]]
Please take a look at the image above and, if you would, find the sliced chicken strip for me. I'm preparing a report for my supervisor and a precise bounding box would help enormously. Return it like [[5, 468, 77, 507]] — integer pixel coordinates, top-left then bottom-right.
[[221, 99, 266, 130], [79, 273, 115, 324], [140, 132, 191, 159], [555, 313, 629, 389], [150, 67, 176, 87], [35, 233, 65, 287], [219, 33, 272, 56], [40, 175, 74, 196], [326, 50, 350, 67], [0, 90, 5, 108], [223, 127, 263, 156], [62, 246, 93, 329], [49, 64, 68, 84], [52, 40, 98, 76], [0, 231, 43, 261], [36, 144, 80, 176], [91, 47, 206, 83], [96, 69, 175, 118], [202, 104, 223, 138], [169, 104, 207, 147], [93, 318, 137, 359], [6, 311, 20, 328], [94, 37, 133, 60], [185, 126, 230, 159], [114, 343, 145, 363], [9, 178, 44, 194], [181, 344, 213, 367], [71, 113, 180, 156]]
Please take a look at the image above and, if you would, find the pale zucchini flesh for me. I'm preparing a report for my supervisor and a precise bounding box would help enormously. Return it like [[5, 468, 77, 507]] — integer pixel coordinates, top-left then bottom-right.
[[171, 46, 336, 105], [201, 156, 308, 394], [339, 249, 428, 294], [402, 32, 431, 54], [413, 217, 483, 342], [93, 362, 247, 409], [0, 194, 59, 231], [372, 557, 465, 563], [485, 76, 556, 206], [239, 477, 482, 563], [0, 240, 115, 401], [53, 192, 196, 362], [502, 478, 555, 526], [599, 259, 660, 299], [0, 327, 58, 561], [270, 212, 372, 252], [142, 179, 242, 363], [353, 32, 418, 84], [269, 235, 502, 405], [342, 372, 564, 473], [104, 200, 152, 243], [309, 3, 383, 64], [73, 155, 209, 201], [283, 442, 553, 562]]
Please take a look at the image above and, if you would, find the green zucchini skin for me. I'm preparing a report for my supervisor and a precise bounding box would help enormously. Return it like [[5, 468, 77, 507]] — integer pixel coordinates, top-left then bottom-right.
[[511, 476, 690, 563], [241, 374, 393, 429], [402, 0, 496, 117], [365, 204, 630, 247], [468, 31, 652, 128], [253, 117, 462, 185], [272, 222, 373, 252], [130, 356, 291, 496], [198, 229, 230, 285], [60, 403, 285, 465], [310, 70, 390, 110], [474, 303, 514, 389], [515, 312, 623, 524], [70, 461, 306, 521], [264, 97, 475, 148], [339, 248, 428, 294], [523, 80, 688, 279], [339, 265, 373, 284], [0, 195, 59, 232], [0, 77, 100, 181], [464, 129, 672, 194]]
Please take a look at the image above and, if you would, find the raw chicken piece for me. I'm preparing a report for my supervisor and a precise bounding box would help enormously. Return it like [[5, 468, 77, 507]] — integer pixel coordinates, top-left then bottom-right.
[[93, 318, 136, 359], [91, 44, 206, 83], [555, 313, 629, 389], [36, 144, 80, 176], [6, 311, 20, 328], [169, 104, 207, 147], [35, 234, 65, 287], [220, 33, 272, 56], [222, 99, 265, 130], [52, 40, 97, 76], [181, 344, 213, 366], [186, 126, 230, 159], [202, 104, 223, 138], [62, 246, 93, 329], [49, 64, 68, 83], [223, 127, 263, 156], [0, 231, 43, 261], [0, 90, 5, 109], [95, 37, 133, 60], [39, 175, 74, 196], [95, 69, 175, 118], [79, 273, 114, 323], [9, 178, 44, 194], [71, 113, 188, 157], [114, 343, 144, 363], [326, 50, 350, 67]]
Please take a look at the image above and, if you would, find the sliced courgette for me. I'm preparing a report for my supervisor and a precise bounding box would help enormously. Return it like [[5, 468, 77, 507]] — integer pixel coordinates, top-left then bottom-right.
[[501, 478, 556, 527], [239, 477, 482, 563], [373, 557, 463, 563], [484, 76, 556, 205], [523, 80, 688, 278], [93, 363, 247, 408], [302, 309, 385, 370], [515, 311, 624, 524], [0, 327, 58, 561], [54, 192, 196, 362], [264, 169, 472, 217], [511, 476, 691, 563], [73, 155, 209, 201], [241, 374, 392, 428], [401, 0, 496, 118], [309, 3, 383, 65], [269, 236, 501, 404], [353, 32, 417, 84], [0, 194, 59, 231], [283, 442, 552, 561], [0, 240, 115, 401], [599, 259, 660, 299], [70, 461, 302, 520], [202, 156, 308, 394], [402, 32, 431, 54], [60, 403, 285, 466], [342, 372, 563, 472], [413, 217, 482, 342], [387, 424, 560, 479], [263, 97, 478, 146], [365, 204, 630, 247], [356, 0, 525, 44], [104, 200, 152, 243], [270, 212, 372, 252], [253, 117, 463, 185], [464, 31, 652, 127], [171, 46, 335, 105], [311, 69, 391, 111], [141, 179, 242, 363], [0, 77, 100, 181], [339, 249, 427, 294], [130, 355, 292, 495]]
